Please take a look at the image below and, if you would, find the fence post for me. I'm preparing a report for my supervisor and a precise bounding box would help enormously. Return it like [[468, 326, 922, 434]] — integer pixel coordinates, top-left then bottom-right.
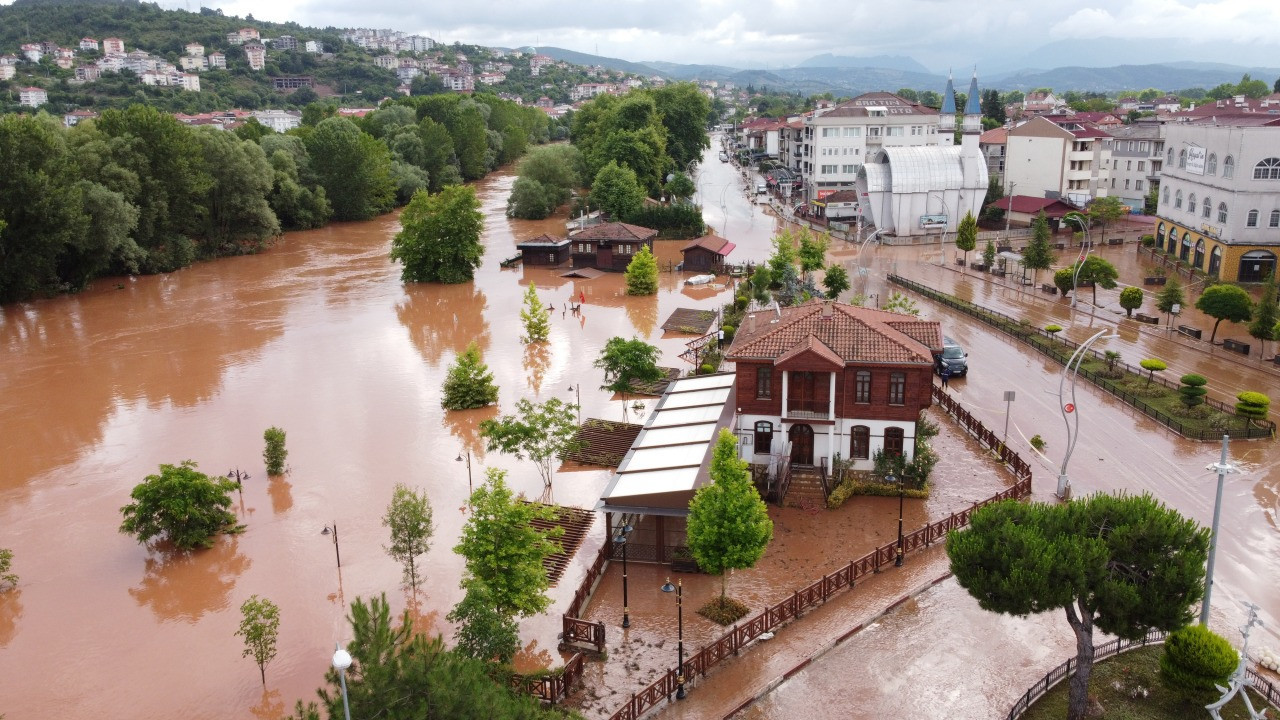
[[732, 624, 739, 656]]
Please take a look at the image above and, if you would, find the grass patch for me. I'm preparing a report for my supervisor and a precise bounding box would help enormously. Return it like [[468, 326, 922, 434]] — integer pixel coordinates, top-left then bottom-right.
[[697, 596, 751, 626], [1020, 645, 1276, 720]]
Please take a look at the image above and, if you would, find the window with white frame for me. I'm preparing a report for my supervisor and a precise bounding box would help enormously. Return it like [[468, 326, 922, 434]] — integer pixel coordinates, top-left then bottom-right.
[[1202, 197, 1211, 219], [1224, 156, 1235, 178], [1253, 158, 1280, 179], [1175, 190, 1183, 209], [822, 127, 839, 137], [1188, 194, 1197, 214], [821, 164, 837, 174], [1207, 153, 1217, 175], [1271, 210, 1280, 228], [868, 127, 881, 137], [910, 125, 922, 135], [886, 126, 903, 137], [1138, 161, 1145, 171], [1247, 209, 1259, 227], [1218, 203, 1227, 223], [842, 164, 857, 173], [1136, 180, 1144, 190], [843, 127, 861, 137]]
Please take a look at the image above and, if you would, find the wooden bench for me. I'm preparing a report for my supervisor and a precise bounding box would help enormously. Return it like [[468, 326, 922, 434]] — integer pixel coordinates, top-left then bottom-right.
[[1222, 338, 1251, 354], [1143, 276, 1167, 285], [1134, 313, 1160, 325], [1178, 325, 1202, 340], [956, 257, 966, 266], [1053, 242, 1066, 250], [1107, 238, 1124, 245], [1041, 283, 1058, 294]]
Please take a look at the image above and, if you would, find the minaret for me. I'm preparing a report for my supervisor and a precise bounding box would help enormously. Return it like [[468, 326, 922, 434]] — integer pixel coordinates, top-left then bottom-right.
[[963, 69, 982, 136], [939, 71, 956, 145]]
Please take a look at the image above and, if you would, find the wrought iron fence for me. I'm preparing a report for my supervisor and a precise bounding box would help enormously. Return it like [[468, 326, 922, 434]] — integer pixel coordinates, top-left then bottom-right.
[[889, 274, 1275, 441]]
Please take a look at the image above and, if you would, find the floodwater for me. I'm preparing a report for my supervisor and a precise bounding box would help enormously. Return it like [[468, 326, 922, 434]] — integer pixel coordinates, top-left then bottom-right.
[[0, 140, 780, 720]]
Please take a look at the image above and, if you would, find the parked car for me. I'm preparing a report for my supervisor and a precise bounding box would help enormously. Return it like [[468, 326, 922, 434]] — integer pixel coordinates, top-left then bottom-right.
[[719, 151, 729, 162], [756, 182, 767, 195], [935, 336, 968, 377]]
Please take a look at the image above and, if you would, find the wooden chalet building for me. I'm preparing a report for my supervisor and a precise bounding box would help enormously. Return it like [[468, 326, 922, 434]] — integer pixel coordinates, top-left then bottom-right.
[[517, 233, 571, 266], [680, 234, 736, 272], [569, 222, 657, 272], [724, 300, 941, 472]]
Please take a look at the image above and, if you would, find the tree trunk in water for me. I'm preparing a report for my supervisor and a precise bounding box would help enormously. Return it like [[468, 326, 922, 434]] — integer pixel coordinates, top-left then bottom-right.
[[1064, 600, 1095, 720], [1210, 318, 1224, 344]]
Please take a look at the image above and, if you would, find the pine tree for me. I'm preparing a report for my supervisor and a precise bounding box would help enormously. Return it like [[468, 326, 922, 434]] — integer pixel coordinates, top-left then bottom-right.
[[1021, 211, 1056, 287], [955, 211, 977, 267], [442, 342, 499, 410], [624, 245, 658, 295], [1248, 275, 1278, 358], [519, 282, 550, 343]]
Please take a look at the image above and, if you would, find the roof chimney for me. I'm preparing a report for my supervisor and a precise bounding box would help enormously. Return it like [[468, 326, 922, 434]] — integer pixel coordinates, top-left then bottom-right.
[[821, 300, 833, 318], [748, 313, 757, 333]]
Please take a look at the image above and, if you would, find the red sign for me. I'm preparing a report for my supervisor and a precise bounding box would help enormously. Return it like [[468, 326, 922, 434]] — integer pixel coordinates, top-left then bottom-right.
[[816, 189, 836, 200], [1064, 403, 1075, 413]]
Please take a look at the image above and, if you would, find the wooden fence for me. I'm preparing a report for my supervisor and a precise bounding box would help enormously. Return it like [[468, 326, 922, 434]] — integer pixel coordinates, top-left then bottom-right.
[[1006, 630, 1280, 719], [509, 652, 587, 706], [888, 274, 1276, 440], [603, 393, 1036, 720]]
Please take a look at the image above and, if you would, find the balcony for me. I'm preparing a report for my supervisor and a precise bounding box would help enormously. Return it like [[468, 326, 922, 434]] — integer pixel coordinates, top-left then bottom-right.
[[784, 397, 831, 421]]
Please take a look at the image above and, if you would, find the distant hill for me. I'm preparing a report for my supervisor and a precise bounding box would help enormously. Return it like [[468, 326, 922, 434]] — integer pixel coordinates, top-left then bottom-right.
[[1005, 37, 1280, 76], [640, 60, 742, 81], [531, 46, 660, 77], [796, 53, 930, 75], [987, 64, 1280, 93]]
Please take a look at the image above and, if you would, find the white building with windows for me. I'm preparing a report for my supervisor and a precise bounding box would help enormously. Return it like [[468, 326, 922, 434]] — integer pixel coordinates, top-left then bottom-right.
[[781, 91, 943, 205], [1004, 115, 1113, 206], [854, 73, 989, 238], [19, 86, 48, 108], [1104, 124, 1164, 209], [1154, 117, 1280, 282]]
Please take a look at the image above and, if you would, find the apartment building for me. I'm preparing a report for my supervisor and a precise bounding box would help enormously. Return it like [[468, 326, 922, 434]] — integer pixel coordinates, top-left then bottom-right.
[[1004, 115, 1113, 206], [1104, 124, 1165, 209]]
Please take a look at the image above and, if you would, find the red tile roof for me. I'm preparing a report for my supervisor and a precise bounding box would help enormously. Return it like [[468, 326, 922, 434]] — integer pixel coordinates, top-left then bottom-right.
[[572, 222, 657, 242], [774, 335, 844, 369], [517, 233, 568, 247], [979, 127, 1007, 144], [725, 301, 940, 365], [989, 196, 1079, 216], [681, 234, 732, 254], [819, 92, 938, 118]]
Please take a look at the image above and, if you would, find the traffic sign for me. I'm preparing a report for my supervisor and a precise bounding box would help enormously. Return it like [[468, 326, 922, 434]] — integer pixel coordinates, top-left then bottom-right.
[[1064, 403, 1075, 413]]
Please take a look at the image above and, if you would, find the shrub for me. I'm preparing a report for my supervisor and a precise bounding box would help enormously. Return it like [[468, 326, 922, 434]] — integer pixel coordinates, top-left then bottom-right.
[[1045, 324, 1063, 335], [1030, 434, 1046, 451], [734, 295, 748, 311], [1139, 358, 1167, 385], [1235, 391, 1271, 426], [721, 324, 735, 342], [263, 427, 287, 476], [1160, 624, 1237, 696], [699, 363, 715, 374], [1179, 374, 1208, 409], [1141, 234, 1155, 247]]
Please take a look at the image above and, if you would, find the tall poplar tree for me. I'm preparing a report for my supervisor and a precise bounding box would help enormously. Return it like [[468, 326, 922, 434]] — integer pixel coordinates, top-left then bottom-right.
[[954, 211, 977, 267], [382, 484, 435, 592]]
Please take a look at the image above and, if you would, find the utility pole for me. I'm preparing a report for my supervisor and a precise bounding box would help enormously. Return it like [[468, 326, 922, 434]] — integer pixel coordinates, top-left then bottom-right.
[[1003, 182, 1016, 244], [1201, 435, 1237, 626]]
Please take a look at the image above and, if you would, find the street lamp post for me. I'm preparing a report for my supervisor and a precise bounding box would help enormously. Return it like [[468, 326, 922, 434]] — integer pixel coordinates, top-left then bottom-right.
[[228, 467, 250, 502], [567, 384, 581, 423], [660, 577, 686, 700], [332, 643, 352, 720], [1003, 182, 1016, 244], [1056, 329, 1118, 500], [1201, 434, 1238, 626], [1002, 390, 1016, 449], [321, 522, 341, 568], [616, 523, 633, 628], [455, 450, 472, 495], [1063, 215, 1092, 310], [891, 474, 904, 566]]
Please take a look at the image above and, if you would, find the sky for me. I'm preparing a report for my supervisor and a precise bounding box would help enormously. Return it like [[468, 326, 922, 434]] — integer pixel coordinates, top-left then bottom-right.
[[9, 0, 1280, 72]]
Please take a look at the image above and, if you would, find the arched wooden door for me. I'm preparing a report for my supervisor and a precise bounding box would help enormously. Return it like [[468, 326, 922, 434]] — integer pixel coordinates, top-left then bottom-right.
[[788, 424, 814, 466]]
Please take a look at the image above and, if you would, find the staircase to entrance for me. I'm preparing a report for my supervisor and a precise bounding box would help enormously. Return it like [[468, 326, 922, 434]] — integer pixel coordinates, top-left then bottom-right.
[[783, 465, 827, 509]]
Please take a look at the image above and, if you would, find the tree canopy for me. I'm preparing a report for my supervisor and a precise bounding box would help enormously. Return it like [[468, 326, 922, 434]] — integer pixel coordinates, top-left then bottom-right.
[[1021, 211, 1056, 286], [955, 211, 977, 263], [948, 493, 1208, 720], [594, 336, 663, 395], [479, 398, 580, 489], [236, 595, 281, 686], [119, 460, 241, 550], [590, 160, 645, 221], [382, 484, 434, 592], [441, 342, 499, 410], [390, 185, 485, 284], [624, 245, 659, 295], [687, 429, 774, 599], [1196, 284, 1253, 343]]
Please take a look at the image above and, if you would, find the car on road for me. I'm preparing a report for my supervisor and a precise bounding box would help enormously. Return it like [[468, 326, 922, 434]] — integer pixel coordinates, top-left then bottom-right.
[[935, 336, 968, 377], [719, 151, 729, 162], [756, 182, 767, 195]]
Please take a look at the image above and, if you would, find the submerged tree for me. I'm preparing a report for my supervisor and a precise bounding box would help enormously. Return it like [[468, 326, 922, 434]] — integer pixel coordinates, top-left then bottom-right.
[[947, 493, 1208, 720], [119, 460, 240, 550], [624, 245, 659, 295], [519, 283, 550, 343], [441, 342, 499, 410], [390, 185, 485, 284], [1196, 284, 1253, 344], [954, 211, 977, 267], [479, 398, 579, 489], [236, 595, 281, 686], [382, 484, 434, 592]]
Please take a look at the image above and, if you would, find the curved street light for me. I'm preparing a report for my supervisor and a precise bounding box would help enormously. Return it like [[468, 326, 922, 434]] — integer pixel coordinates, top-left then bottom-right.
[[1063, 214, 1092, 310], [1056, 329, 1118, 500], [660, 577, 686, 700], [332, 643, 353, 720]]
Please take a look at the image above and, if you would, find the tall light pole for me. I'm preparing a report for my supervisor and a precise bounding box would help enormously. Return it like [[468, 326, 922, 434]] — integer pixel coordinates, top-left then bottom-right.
[[567, 384, 581, 423], [1201, 434, 1238, 626], [1003, 181, 1016, 244], [660, 577, 686, 700], [1063, 214, 1092, 310], [332, 643, 352, 720], [1056, 329, 1118, 500], [891, 473, 904, 567], [455, 450, 472, 495], [321, 522, 341, 568], [1002, 390, 1016, 449], [616, 523, 633, 628]]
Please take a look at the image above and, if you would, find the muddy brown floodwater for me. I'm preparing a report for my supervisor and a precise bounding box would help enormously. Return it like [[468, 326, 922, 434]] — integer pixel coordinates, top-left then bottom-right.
[[0, 146, 782, 720]]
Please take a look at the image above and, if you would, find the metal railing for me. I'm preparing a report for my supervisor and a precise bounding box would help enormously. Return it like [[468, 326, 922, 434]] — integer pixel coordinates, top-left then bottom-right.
[[1006, 630, 1167, 720], [889, 274, 1276, 440]]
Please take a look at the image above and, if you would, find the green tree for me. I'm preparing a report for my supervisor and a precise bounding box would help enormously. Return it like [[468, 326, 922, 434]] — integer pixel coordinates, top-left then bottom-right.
[[264, 427, 287, 476], [1156, 277, 1185, 321], [948, 494, 1209, 720], [822, 264, 850, 300], [236, 595, 281, 686], [1119, 286, 1144, 317], [192, 128, 280, 253], [1087, 195, 1128, 237], [591, 160, 644, 220], [303, 116, 395, 221], [651, 82, 711, 171], [665, 171, 696, 203], [1196, 284, 1253, 343], [982, 238, 996, 269], [955, 211, 977, 267], [883, 291, 920, 316], [1144, 183, 1159, 215], [382, 484, 435, 592], [595, 336, 663, 397], [446, 581, 520, 664], [980, 175, 1005, 224], [119, 460, 240, 550], [442, 342, 499, 410], [286, 594, 566, 720], [686, 429, 774, 602], [519, 283, 551, 342], [390, 185, 485, 284], [766, 231, 800, 284], [1235, 391, 1270, 427], [796, 228, 831, 274], [479, 398, 580, 489], [506, 177, 557, 220], [1248, 275, 1278, 358], [1179, 374, 1208, 409], [1077, 256, 1119, 305], [624, 245, 659, 295], [454, 468, 563, 618], [980, 88, 1006, 124], [1054, 266, 1078, 296], [0, 547, 16, 591], [1140, 358, 1167, 386], [1161, 624, 1238, 696], [1021, 211, 1055, 287]]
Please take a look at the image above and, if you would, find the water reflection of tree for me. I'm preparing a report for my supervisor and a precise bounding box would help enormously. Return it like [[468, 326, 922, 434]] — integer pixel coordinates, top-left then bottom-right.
[[512, 638, 554, 671], [0, 589, 22, 646], [128, 539, 250, 622], [442, 404, 499, 458], [395, 284, 490, 367], [623, 295, 659, 339], [249, 689, 285, 720], [267, 476, 293, 515], [523, 342, 551, 395]]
